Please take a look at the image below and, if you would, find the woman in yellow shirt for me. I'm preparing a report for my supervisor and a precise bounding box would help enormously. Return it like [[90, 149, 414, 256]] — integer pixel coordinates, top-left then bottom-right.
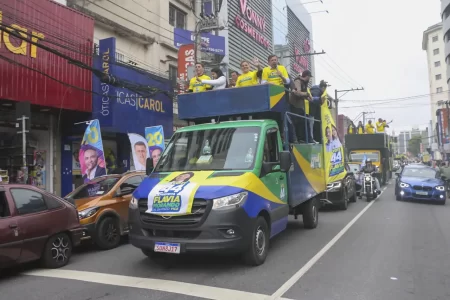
[[235, 58, 262, 87], [365, 120, 375, 134]]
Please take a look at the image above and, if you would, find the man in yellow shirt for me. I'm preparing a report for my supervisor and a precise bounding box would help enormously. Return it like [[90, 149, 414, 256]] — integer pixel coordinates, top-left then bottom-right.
[[188, 63, 212, 93], [376, 118, 390, 133], [365, 120, 375, 134], [235, 58, 262, 87], [261, 54, 290, 86]]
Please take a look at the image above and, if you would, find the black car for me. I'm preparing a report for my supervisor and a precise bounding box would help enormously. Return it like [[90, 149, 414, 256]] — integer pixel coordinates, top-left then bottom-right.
[[324, 164, 357, 210]]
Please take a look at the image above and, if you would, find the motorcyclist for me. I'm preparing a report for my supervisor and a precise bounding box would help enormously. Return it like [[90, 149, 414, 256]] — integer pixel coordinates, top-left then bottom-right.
[[361, 158, 381, 194]]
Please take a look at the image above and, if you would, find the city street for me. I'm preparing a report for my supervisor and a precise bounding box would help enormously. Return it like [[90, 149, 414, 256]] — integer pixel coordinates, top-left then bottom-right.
[[1, 182, 450, 300]]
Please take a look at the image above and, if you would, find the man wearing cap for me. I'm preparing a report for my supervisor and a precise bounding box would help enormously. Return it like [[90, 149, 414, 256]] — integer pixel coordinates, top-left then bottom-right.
[[290, 70, 314, 143]]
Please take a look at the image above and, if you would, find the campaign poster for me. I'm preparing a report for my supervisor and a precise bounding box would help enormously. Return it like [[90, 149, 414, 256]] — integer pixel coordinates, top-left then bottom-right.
[[145, 125, 165, 167], [321, 105, 346, 184], [79, 120, 107, 183], [128, 133, 149, 171], [147, 171, 213, 215]]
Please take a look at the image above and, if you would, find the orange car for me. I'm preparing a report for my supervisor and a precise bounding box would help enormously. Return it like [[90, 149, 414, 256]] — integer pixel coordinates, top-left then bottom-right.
[[65, 171, 145, 250]]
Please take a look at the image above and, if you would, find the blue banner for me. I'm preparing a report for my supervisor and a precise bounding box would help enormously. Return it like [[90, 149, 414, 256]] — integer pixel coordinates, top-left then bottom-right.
[[79, 120, 106, 183], [145, 125, 165, 166], [174, 28, 225, 55], [93, 37, 173, 137]]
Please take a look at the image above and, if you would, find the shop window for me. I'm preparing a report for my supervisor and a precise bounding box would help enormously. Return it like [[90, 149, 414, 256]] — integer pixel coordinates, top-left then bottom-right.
[[436, 74, 442, 80], [10, 189, 47, 215], [263, 128, 279, 163], [169, 65, 178, 88], [169, 4, 187, 29]]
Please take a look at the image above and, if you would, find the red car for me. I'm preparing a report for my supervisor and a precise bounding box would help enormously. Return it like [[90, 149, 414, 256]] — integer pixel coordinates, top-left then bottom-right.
[[0, 184, 83, 269]]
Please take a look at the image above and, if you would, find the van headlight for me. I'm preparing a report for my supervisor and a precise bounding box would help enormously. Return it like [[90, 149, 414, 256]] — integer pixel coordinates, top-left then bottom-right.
[[212, 192, 248, 210], [129, 196, 138, 209], [399, 182, 410, 188], [436, 186, 445, 191], [78, 207, 99, 220], [326, 181, 342, 190]]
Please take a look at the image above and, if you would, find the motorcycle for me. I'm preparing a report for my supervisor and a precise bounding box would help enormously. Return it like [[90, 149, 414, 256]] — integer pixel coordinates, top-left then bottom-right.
[[356, 171, 380, 202]]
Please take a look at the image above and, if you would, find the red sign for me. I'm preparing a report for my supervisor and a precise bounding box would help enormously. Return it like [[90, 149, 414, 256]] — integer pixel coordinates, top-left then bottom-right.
[[0, 0, 94, 111], [177, 44, 195, 94], [292, 47, 309, 74], [235, 0, 270, 49]]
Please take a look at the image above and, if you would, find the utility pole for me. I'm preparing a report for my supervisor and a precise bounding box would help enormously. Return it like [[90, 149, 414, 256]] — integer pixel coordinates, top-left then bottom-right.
[[334, 87, 364, 120], [17, 115, 29, 184], [362, 111, 375, 125]]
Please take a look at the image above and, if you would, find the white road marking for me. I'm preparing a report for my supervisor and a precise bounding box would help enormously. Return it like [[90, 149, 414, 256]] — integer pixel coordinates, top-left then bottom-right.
[[268, 184, 388, 299], [22, 269, 294, 300]]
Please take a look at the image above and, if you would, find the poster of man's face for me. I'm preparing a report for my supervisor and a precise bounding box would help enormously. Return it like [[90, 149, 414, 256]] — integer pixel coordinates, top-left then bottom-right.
[[151, 148, 162, 166], [134, 141, 147, 166], [84, 149, 99, 171]]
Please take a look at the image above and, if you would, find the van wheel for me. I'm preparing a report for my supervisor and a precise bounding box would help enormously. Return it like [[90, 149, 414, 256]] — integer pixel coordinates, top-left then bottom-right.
[[303, 198, 319, 229], [243, 216, 269, 266], [41, 233, 72, 268], [95, 217, 121, 250]]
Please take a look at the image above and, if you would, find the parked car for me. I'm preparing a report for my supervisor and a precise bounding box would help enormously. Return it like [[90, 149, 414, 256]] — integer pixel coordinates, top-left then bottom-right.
[[0, 184, 82, 269], [65, 171, 145, 250], [325, 164, 357, 210], [394, 165, 446, 204]]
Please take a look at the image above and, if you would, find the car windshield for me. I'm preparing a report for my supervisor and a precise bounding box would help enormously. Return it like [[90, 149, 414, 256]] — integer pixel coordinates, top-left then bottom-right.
[[402, 168, 436, 179], [350, 152, 380, 162], [155, 126, 261, 172], [66, 177, 120, 200]]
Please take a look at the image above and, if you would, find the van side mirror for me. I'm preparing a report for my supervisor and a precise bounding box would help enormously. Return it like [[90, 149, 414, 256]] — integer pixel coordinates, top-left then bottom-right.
[[280, 151, 291, 172], [146, 157, 154, 175]]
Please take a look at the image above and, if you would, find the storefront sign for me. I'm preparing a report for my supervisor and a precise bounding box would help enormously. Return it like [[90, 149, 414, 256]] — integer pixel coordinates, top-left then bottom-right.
[[0, 11, 45, 58], [174, 28, 225, 55], [234, 0, 270, 49], [292, 47, 309, 74], [177, 44, 195, 94], [93, 37, 173, 136]]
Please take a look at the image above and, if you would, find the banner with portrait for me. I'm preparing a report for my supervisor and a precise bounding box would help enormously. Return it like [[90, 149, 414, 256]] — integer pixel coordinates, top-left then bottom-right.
[[145, 125, 165, 167], [79, 120, 107, 183], [321, 105, 346, 184], [128, 133, 149, 171], [147, 171, 213, 215]]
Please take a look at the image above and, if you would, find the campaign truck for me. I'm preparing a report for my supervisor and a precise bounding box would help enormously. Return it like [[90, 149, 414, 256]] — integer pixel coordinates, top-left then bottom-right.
[[345, 133, 392, 185], [128, 84, 344, 265]]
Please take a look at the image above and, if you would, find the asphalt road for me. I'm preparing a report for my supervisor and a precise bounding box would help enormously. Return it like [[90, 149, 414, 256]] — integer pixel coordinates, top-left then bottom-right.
[[1, 182, 450, 300]]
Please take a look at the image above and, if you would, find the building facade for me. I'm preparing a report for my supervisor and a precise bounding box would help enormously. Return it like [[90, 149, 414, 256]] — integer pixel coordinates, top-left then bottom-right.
[[422, 23, 448, 129], [441, 0, 450, 90]]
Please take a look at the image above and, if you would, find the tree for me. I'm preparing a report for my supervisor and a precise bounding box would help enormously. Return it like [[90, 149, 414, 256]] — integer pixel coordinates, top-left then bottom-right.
[[408, 135, 422, 156]]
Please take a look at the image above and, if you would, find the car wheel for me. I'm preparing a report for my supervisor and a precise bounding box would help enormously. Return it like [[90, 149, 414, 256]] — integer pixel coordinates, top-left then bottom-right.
[[349, 187, 357, 203], [243, 216, 269, 266], [95, 217, 121, 250], [303, 198, 319, 229], [41, 232, 72, 268], [339, 189, 348, 210]]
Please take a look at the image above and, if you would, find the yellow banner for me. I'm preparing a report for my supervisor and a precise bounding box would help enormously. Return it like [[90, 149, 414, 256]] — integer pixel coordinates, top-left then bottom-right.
[[147, 171, 214, 215], [321, 105, 347, 184]]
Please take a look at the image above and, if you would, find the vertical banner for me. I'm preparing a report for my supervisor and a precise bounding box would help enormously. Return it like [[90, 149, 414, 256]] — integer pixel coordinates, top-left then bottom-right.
[[92, 37, 116, 127], [79, 120, 107, 183], [128, 133, 149, 171], [177, 44, 195, 94], [145, 125, 165, 167], [321, 104, 347, 184]]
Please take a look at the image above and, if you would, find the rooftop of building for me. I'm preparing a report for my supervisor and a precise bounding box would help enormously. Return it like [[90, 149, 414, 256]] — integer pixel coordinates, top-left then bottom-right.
[[422, 22, 443, 50]]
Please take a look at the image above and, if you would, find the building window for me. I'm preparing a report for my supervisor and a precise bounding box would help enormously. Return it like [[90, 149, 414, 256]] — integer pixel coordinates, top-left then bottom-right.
[[432, 36, 439, 42], [435, 61, 441, 67], [436, 74, 442, 80], [433, 48, 440, 55], [437, 87, 443, 93], [169, 4, 187, 29], [168, 65, 178, 88]]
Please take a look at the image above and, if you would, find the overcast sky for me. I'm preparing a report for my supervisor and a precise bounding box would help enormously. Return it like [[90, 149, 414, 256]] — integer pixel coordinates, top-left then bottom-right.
[[305, 0, 442, 134]]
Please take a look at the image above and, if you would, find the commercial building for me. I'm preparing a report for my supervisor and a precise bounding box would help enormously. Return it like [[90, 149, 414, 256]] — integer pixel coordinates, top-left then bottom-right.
[[397, 128, 427, 154], [422, 23, 448, 129], [441, 0, 450, 90], [0, 0, 94, 194]]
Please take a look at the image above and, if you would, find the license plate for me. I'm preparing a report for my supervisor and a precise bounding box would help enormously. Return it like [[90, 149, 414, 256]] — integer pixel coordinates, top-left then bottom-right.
[[416, 191, 428, 195], [154, 242, 180, 254]]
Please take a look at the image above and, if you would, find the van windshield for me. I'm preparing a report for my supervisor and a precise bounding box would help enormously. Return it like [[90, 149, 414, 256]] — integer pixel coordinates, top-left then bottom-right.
[[66, 177, 120, 200], [155, 126, 261, 172]]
